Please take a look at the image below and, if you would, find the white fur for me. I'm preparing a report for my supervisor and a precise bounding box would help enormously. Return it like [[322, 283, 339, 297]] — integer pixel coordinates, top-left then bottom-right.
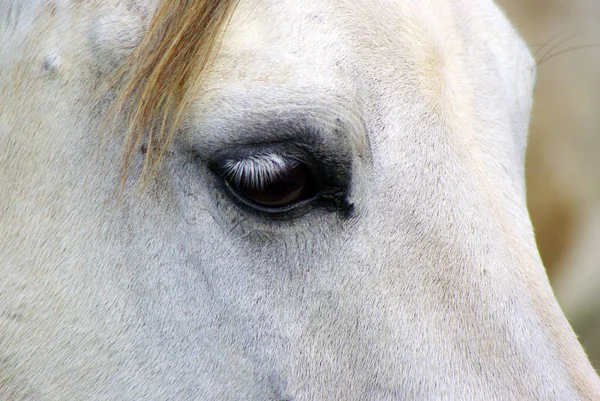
[[1, 0, 599, 399]]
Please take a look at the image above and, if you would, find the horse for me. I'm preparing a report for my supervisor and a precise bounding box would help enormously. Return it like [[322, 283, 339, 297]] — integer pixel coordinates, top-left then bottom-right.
[[1, 0, 599, 399]]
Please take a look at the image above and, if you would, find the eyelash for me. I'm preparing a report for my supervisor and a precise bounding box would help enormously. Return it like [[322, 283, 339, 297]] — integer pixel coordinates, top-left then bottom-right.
[[221, 153, 299, 190]]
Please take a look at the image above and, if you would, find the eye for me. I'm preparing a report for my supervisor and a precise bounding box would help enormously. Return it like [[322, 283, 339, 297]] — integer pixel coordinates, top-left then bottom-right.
[[221, 153, 318, 211]]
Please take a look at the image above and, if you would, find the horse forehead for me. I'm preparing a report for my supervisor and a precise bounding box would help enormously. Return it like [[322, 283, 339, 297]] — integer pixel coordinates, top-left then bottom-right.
[[12, 0, 519, 96], [217, 0, 469, 76], [213, 0, 525, 107]]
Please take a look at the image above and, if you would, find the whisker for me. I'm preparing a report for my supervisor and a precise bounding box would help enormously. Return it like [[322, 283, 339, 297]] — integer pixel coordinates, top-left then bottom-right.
[[531, 31, 572, 60], [537, 43, 600, 67], [536, 34, 577, 66]]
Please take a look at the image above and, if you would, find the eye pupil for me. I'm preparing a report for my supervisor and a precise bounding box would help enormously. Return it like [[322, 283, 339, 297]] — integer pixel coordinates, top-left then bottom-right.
[[234, 163, 315, 209]]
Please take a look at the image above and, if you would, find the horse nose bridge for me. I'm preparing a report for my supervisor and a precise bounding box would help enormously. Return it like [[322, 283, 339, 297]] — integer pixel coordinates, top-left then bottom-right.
[[272, 244, 577, 399], [341, 165, 600, 397], [326, 244, 572, 398]]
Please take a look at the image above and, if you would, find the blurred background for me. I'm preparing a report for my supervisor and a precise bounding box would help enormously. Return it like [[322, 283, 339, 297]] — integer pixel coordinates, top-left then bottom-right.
[[497, 0, 600, 372]]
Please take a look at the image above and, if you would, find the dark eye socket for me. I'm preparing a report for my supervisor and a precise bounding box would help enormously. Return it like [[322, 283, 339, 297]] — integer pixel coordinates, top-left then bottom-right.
[[220, 154, 319, 212]]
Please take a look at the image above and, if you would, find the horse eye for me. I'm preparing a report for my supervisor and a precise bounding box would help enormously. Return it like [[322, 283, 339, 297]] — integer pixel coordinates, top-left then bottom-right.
[[226, 162, 317, 210]]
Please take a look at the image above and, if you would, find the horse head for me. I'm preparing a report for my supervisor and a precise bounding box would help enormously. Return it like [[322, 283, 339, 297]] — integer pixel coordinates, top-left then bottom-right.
[[1, 0, 599, 399]]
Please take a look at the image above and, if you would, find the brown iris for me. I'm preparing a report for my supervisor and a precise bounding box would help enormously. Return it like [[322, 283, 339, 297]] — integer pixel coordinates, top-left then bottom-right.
[[233, 163, 315, 209]]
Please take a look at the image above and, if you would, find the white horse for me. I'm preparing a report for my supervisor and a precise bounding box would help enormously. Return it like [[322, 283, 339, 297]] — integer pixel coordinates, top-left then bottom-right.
[[1, 0, 599, 399]]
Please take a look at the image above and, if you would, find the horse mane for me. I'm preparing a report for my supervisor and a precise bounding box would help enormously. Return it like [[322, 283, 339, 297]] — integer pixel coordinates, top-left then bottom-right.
[[112, 0, 238, 189]]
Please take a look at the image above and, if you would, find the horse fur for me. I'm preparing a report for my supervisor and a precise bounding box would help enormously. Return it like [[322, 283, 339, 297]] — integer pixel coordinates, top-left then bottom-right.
[[1, 0, 599, 399]]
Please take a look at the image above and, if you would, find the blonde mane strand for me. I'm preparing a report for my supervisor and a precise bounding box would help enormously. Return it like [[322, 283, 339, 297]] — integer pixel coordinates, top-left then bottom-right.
[[111, 0, 238, 189]]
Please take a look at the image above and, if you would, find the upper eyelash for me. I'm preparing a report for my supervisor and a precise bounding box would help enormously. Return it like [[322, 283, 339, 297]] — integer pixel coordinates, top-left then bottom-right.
[[222, 154, 299, 190]]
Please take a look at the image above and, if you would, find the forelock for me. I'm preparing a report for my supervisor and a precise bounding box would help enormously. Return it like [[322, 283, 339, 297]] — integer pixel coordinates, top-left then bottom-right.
[[111, 0, 239, 189]]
